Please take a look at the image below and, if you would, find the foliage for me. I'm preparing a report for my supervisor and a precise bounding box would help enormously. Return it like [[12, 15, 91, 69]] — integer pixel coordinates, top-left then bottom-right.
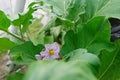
[[12, 8, 36, 32], [0, 11, 11, 31], [0, 38, 16, 52], [61, 16, 114, 56], [97, 40, 120, 80], [10, 41, 44, 64], [24, 49, 99, 80], [7, 72, 24, 80], [0, 0, 120, 80], [24, 61, 97, 80]]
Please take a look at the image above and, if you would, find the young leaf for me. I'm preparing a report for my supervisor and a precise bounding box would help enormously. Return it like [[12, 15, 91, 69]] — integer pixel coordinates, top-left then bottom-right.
[[28, 1, 44, 8], [27, 18, 55, 45], [12, 7, 36, 32], [97, 40, 120, 80], [24, 61, 97, 80], [61, 16, 114, 56], [27, 18, 44, 45], [50, 26, 61, 39], [10, 41, 44, 64]]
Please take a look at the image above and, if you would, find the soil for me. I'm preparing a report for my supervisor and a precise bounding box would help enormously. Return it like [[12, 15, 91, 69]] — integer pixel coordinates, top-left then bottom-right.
[[0, 53, 10, 80]]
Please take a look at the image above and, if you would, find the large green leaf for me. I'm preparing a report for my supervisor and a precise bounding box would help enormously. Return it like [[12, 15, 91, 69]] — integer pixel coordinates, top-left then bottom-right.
[[64, 48, 100, 74], [82, 0, 120, 22], [9, 41, 44, 64], [96, 0, 120, 19], [0, 10, 11, 31], [61, 16, 114, 56], [97, 40, 120, 80], [24, 61, 97, 80], [80, 0, 98, 22]]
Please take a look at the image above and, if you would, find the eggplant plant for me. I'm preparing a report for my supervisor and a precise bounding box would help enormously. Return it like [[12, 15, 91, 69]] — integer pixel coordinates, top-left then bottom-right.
[[0, 0, 120, 80]]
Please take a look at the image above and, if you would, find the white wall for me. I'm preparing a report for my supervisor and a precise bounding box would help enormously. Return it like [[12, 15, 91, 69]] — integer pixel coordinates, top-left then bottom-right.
[[0, 0, 35, 15], [0, 0, 13, 15]]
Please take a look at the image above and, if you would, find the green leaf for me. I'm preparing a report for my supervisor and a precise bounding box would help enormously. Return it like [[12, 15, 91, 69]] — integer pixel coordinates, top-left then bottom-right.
[[27, 18, 44, 45], [10, 41, 44, 64], [12, 7, 36, 32], [0, 10, 11, 31], [96, 0, 120, 19], [0, 38, 16, 51], [82, 0, 120, 22], [65, 49, 100, 67], [50, 26, 61, 39], [65, 48, 100, 74], [0, 11, 25, 42], [57, 18, 74, 27], [65, 0, 85, 22], [44, 0, 85, 25], [24, 61, 97, 80], [7, 72, 24, 80], [97, 40, 120, 80], [27, 18, 55, 45], [80, 0, 98, 22], [39, 17, 57, 33], [61, 16, 114, 56], [28, 1, 44, 8], [44, 35, 54, 44], [44, 0, 72, 16]]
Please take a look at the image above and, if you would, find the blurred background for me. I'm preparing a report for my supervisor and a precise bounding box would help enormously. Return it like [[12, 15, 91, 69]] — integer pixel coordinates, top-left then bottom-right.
[[0, 0, 40, 15]]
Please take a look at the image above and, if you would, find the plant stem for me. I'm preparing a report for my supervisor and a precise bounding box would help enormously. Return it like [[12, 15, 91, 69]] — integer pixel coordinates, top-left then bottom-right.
[[1, 29, 25, 42], [19, 25, 24, 39]]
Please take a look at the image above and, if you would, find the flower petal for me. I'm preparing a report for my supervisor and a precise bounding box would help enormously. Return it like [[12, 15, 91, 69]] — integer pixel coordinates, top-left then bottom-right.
[[40, 51, 49, 57], [51, 54, 60, 59], [43, 56, 51, 60], [45, 44, 51, 52], [35, 55, 42, 60]]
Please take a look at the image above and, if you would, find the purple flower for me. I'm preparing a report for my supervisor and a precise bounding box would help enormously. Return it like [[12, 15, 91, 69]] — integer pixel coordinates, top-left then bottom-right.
[[35, 42, 60, 60]]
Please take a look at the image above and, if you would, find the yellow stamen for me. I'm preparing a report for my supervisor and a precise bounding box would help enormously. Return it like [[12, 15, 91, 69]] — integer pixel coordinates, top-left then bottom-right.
[[49, 49, 54, 55]]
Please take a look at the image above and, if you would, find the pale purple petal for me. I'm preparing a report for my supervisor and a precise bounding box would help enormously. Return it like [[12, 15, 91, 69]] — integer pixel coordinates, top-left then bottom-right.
[[53, 43, 60, 51], [51, 42, 58, 50], [35, 54, 42, 60], [54, 48, 60, 54], [43, 53, 60, 60], [40, 51, 49, 57], [51, 54, 60, 59], [43, 56, 51, 60], [45, 44, 51, 52]]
